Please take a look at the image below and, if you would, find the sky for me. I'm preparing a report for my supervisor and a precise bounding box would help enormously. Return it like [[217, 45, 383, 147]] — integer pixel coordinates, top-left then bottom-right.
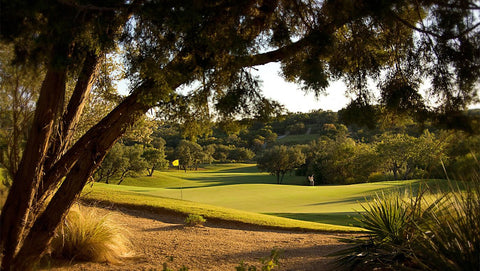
[[118, 62, 479, 113], [252, 62, 350, 113], [253, 63, 480, 112]]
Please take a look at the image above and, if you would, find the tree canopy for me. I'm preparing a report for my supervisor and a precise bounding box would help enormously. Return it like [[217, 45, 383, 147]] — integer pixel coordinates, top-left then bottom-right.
[[0, 0, 479, 269]]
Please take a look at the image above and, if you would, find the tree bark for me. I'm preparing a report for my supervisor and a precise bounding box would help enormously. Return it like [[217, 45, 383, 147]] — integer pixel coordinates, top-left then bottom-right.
[[0, 64, 67, 270], [12, 135, 114, 270], [36, 51, 101, 207], [45, 51, 101, 169], [4, 80, 157, 270]]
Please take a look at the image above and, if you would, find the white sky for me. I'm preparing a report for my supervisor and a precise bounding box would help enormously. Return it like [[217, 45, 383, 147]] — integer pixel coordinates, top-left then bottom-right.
[[118, 62, 479, 113], [252, 62, 350, 113]]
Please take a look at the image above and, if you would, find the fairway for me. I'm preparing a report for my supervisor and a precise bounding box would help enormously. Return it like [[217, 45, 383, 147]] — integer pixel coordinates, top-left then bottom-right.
[[84, 163, 444, 228]]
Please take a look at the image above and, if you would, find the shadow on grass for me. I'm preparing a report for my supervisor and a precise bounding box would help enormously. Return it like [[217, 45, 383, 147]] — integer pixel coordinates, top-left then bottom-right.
[[266, 212, 362, 228], [164, 174, 308, 189]]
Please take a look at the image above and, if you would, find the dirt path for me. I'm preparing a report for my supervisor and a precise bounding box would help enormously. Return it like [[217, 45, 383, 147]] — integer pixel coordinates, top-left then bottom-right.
[[47, 205, 355, 271]]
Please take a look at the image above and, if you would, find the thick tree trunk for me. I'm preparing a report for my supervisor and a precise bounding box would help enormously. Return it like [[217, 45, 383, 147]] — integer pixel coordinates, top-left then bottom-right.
[[36, 52, 101, 207], [12, 138, 113, 270], [4, 84, 152, 270], [45, 51, 101, 169], [0, 65, 66, 270]]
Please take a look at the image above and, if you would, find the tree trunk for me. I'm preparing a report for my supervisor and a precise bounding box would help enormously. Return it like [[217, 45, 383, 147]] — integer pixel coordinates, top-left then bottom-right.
[[1, 46, 192, 269], [6, 88, 151, 270], [44, 51, 101, 170], [31, 52, 101, 224], [392, 162, 399, 180], [147, 166, 155, 177], [12, 139, 112, 270], [0, 64, 67, 269]]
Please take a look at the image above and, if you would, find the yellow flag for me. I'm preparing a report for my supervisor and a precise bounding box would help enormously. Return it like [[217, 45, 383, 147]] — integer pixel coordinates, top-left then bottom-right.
[[172, 159, 179, 166]]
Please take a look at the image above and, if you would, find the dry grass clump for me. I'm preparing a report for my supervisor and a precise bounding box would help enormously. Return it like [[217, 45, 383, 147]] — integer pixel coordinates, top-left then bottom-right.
[[51, 204, 132, 263]]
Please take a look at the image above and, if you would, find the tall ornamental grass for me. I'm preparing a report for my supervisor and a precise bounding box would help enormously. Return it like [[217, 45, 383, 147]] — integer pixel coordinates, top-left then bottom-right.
[[51, 204, 132, 263], [335, 177, 480, 271]]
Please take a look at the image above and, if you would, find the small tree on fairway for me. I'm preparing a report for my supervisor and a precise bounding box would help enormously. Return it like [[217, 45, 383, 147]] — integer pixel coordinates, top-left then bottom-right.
[[142, 147, 168, 177], [257, 145, 306, 184], [175, 140, 205, 171], [117, 144, 148, 185]]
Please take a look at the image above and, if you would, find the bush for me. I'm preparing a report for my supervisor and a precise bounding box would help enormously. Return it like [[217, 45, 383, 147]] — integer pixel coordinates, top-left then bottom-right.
[[414, 179, 480, 270], [184, 214, 206, 227], [335, 177, 480, 271], [51, 204, 132, 263]]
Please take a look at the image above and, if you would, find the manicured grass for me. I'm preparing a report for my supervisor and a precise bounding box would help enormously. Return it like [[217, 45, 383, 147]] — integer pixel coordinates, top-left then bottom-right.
[[119, 163, 308, 187], [86, 163, 448, 229], [81, 184, 362, 232]]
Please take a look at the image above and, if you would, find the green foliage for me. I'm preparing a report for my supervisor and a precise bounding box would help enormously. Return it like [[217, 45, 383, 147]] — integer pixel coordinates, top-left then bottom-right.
[[184, 214, 206, 227], [305, 136, 379, 184], [257, 145, 306, 184], [0, 44, 42, 186], [0, 170, 7, 210], [376, 131, 448, 180], [174, 140, 207, 171], [94, 143, 148, 184], [94, 143, 128, 184], [142, 147, 169, 177], [51, 204, 131, 263]]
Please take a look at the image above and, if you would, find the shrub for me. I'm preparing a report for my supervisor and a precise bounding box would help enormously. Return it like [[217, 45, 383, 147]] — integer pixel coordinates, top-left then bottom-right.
[[335, 177, 480, 271], [184, 214, 206, 227], [414, 179, 480, 270], [51, 204, 132, 263], [334, 190, 427, 270]]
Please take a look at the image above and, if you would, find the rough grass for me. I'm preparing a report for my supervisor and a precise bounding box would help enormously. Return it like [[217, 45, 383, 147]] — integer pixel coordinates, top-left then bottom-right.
[[334, 179, 478, 270], [50, 204, 132, 263]]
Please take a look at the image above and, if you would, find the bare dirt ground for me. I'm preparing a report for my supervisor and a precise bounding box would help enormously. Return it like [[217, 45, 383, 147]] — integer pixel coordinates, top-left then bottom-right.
[[46, 205, 356, 271]]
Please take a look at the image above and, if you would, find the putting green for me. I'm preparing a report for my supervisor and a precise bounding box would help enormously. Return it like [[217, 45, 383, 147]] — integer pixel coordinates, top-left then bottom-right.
[[87, 163, 444, 227]]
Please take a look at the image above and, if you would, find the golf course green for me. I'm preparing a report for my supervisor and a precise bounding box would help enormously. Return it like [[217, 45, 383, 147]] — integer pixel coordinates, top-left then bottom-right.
[[82, 163, 445, 231]]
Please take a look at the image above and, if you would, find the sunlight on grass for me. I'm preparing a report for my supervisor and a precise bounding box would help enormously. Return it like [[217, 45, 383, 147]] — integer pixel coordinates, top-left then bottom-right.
[[81, 184, 363, 232], [86, 163, 450, 232]]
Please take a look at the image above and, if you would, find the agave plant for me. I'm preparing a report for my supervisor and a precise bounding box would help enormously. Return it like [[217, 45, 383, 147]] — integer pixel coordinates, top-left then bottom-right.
[[334, 185, 446, 270], [414, 178, 480, 271], [335, 177, 480, 271]]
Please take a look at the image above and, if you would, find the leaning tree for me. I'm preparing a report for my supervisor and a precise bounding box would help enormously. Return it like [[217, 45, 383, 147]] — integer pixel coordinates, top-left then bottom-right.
[[0, 0, 479, 270]]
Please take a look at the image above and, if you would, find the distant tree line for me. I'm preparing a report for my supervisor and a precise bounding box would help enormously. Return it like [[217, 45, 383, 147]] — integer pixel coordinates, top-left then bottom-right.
[[86, 108, 480, 185]]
